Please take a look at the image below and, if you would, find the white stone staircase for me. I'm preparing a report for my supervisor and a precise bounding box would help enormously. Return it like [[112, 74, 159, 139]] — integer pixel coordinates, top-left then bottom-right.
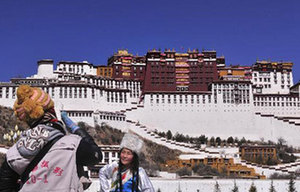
[[255, 112, 300, 126], [234, 157, 300, 177], [125, 118, 300, 177]]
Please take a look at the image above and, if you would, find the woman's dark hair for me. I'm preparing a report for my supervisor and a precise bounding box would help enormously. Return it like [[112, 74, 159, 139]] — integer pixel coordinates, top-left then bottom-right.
[[117, 148, 139, 192]]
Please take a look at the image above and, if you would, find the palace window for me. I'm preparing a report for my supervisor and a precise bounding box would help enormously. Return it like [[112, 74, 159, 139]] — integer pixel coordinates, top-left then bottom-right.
[[119, 92, 123, 103], [64, 87, 68, 98], [12, 87, 16, 99], [51, 88, 55, 98], [74, 88, 77, 98], [111, 92, 114, 102], [79, 88, 82, 98], [69, 88, 72, 98], [92, 88, 95, 99], [59, 87, 63, 98], [5, 87, 9, 98], [115, 92, 118, 103], [83, 87, 87, 98]]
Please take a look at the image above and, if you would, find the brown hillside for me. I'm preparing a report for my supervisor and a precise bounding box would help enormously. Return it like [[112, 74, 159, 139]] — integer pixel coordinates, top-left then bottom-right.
[[0, 105, 29, 146], [79, 122, 181, 175]]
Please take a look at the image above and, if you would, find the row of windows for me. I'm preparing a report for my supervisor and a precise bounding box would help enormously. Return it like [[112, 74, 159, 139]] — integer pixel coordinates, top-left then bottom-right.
[[221, 89, 250, 94], [243, 148, 275, 152], [15, 80, 47, 85], [151, 71, 175, 76], [103, 151, 118, 158], [254, 78, 271, 82], [59, 67, 84, 73], [4, 86, 104, 100], [115, 72, 143, 77], [223, 99, 250, 104], [99, 115, 125, 121], [254, 97, 298, 101], [254, 102, 300, 107], [151, 78, 213, 83], [151, 82, 174, 85], [67, 112, 92, 117], [0, 87, 16, 99], [223, 94, 249, 99], [214, 84, 250, 89], [115, 66, 144, 71], [150, 65, 214, 71], [149, 61, 214, 66], [254, 78, 291, 85], [253, 72, 290, 77], [88, 78, 141, 91], [243, 154, 275, 158], [106, 92, 128, 103], [150, 94, 216, 104], [58, 75, 139, 91], [59, 87, 88, 99]]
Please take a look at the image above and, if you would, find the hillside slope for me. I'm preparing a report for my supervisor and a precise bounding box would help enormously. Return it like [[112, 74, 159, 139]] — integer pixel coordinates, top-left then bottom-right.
[[0, 106, 29, 146], [80, 122, 181, 175], [0, 105, 180, 174]]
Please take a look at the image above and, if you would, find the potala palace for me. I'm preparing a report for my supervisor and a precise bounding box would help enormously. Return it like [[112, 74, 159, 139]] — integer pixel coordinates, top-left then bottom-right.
[[0, 49, 299, 149]]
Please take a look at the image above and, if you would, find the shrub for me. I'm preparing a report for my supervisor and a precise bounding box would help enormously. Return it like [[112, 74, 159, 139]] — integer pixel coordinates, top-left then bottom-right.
[[214, 181, 221, 192], [232, 180, 239, 192], [176, 167, 192, 176], [269, 180, 276, 192], [248, 182, 257, 192], [288, 174, 296, 192], [192, 163, 220, 176], [269, 173, 291, 179]]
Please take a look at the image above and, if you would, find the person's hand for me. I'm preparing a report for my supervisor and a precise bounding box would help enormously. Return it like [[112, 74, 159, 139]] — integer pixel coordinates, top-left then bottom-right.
[[61, 111, 79, 133]]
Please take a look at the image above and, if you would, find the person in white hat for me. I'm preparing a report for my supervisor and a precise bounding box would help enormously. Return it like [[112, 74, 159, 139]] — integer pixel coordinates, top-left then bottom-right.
[[99, 133, 154, 192]]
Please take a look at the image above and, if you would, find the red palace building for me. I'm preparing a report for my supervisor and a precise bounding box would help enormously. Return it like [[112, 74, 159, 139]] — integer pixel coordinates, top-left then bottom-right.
[[107, 50, 146, 81], [144, 48, 224, 92], [108, 49, 225, 93]]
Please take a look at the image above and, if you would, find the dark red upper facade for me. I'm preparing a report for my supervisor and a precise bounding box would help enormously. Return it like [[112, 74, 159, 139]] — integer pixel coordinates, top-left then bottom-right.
[[143, 49, 219, 92], [108, 49, 223, 93]]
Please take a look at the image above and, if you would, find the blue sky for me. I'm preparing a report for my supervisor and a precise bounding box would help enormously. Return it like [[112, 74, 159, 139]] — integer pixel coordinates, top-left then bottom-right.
[[0, 0, 299, 82]]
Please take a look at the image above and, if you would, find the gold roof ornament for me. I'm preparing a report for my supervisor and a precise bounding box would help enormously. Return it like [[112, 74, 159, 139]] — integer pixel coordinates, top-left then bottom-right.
[[117, 50, 130, 56]]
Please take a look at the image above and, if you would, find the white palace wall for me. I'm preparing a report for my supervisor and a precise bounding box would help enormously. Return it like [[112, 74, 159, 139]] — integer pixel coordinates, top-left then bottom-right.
[[1, 60, 300, 147], [1, 80, 299, 146], [124, 93, 300, 147]]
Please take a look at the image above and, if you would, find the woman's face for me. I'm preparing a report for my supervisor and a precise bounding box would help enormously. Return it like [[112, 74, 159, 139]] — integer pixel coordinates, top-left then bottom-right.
[[120, 148, 134, 166]]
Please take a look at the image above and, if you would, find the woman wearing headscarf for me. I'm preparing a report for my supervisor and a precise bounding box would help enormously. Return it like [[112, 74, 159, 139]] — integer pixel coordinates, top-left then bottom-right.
[[99, 133, 154, 192], [0, 85, 102, 192]]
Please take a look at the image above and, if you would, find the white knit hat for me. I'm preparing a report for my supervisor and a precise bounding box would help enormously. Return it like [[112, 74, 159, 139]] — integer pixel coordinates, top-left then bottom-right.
[[120, 133, 143, 155]]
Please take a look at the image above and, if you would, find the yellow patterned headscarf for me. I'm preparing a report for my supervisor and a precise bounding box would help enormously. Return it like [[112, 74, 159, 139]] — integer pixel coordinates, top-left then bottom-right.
[[13, 85, 54, 122]]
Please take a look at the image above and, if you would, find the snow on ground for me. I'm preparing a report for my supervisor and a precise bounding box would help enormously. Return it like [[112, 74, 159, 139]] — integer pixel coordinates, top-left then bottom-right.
[[86, 178, 300, 192], [294, 153, 300, 158]]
